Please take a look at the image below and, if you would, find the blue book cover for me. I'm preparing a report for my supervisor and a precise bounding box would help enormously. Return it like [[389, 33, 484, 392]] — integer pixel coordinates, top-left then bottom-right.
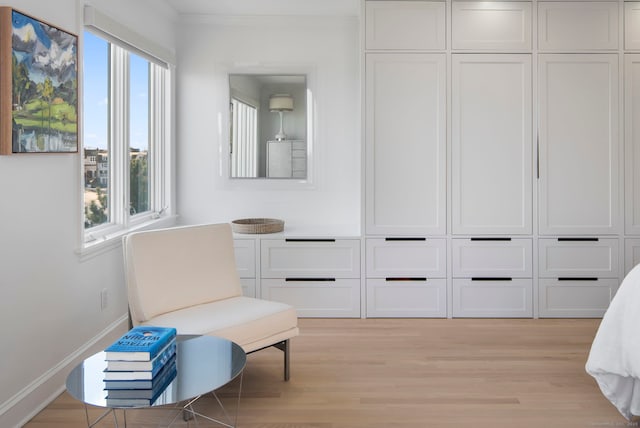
[[106, 340, 176, 372], [105, 326, 177, 361], [106, 362, 177, 399], [104, 354, 176, 381], [104, 358, 176, 390]]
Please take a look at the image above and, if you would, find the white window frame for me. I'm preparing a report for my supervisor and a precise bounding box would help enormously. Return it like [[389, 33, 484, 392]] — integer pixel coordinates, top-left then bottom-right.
[[80, 8, 174, 255]]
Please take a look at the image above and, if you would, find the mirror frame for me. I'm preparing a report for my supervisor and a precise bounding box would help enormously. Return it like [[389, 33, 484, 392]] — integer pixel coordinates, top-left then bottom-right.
[[219, 64, 316, 189]]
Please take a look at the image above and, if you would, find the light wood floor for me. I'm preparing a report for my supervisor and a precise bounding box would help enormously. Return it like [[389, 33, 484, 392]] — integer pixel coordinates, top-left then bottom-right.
[[25, 318, 626, 428]]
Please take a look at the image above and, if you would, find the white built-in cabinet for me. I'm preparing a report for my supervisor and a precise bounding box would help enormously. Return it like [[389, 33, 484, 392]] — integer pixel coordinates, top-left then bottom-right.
[[360, 0, 637, 319], [366, 238, 447, 317], [260, 238, 361, 318], [451, 54, 532, 235], [538, 238, 619, 317], [234, 236, 361, 318], [452, 239, 533, 317]]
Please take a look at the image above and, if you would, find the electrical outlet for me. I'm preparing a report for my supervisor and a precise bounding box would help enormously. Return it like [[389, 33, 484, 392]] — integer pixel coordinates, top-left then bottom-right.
[[100, 288, 108, 310]]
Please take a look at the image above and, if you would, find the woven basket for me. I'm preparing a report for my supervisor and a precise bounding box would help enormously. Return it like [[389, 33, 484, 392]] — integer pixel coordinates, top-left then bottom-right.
[[231, 218, 284, 234]]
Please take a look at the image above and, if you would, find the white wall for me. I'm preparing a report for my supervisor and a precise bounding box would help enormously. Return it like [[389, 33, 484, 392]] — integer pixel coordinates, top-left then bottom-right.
[[0, 1, 176, 426], [175, 15, 361, 231]]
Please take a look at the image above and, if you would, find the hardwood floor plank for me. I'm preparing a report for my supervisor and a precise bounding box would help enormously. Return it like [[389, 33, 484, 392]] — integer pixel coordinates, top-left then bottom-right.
[[24, 318, 626, 428]]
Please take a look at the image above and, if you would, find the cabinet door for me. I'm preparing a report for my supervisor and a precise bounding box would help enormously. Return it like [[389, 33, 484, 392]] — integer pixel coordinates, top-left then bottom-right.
[[538, 2, 618, 51], [452, 2, 532, 51], [626, 3, 640, 50], [366, 53, 446, 235], [267, 141, 292, 178], [452, 54, 532, 235], [538, 54, 619, 235], [365, 1, 446, 50], [626, 55, 640, 235]]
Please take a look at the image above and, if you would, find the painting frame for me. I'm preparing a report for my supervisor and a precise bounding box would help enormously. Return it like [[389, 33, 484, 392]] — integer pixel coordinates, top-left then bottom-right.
[[0, 7, 78, 155]]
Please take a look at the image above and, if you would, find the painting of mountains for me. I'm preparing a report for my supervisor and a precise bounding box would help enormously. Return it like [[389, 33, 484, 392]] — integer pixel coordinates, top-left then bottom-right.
[[1, 8, 77, 154]]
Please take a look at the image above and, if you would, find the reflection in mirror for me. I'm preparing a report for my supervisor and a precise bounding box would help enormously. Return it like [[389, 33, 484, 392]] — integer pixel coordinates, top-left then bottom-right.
[[229, 74, 307, 179]]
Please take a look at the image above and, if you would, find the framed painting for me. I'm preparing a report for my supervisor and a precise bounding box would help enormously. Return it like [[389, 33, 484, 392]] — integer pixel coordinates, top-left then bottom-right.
[[0, 8, 78, 155]]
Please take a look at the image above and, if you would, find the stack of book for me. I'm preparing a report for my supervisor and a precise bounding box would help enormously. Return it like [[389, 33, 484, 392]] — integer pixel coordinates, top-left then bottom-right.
[[103, 326, 177, 406]]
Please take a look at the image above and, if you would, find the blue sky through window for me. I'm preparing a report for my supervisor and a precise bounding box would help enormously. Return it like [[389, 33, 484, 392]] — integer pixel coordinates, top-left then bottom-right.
[[83, 31, 149, 150]]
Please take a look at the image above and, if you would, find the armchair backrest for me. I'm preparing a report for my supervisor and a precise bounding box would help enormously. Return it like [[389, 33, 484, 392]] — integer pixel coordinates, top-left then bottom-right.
[[123, 223, 242, 324]]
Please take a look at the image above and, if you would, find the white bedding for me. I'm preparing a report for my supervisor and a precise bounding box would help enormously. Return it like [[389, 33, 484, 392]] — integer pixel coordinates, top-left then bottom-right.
[[586, 263, 640, 420]]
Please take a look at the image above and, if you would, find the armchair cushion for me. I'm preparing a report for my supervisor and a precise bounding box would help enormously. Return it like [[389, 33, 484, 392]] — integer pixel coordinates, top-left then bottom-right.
[[137, 296, 298, 353]]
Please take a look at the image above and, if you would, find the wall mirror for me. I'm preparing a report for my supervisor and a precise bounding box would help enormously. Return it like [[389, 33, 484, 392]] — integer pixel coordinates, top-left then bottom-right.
[[229, 74, 308, 179]]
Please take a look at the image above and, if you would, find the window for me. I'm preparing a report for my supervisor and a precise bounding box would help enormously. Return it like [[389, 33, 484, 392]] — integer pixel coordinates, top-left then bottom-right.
[[82, 26, 171, 247], [230, 98, 258, 177]]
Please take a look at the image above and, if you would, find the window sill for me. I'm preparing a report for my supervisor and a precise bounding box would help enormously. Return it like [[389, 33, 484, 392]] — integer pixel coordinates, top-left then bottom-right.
[[77, 215, 178, 262]]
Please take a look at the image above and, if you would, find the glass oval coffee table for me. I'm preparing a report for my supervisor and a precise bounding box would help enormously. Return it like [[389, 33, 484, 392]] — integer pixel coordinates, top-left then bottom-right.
[[66, 335, 246, 427]]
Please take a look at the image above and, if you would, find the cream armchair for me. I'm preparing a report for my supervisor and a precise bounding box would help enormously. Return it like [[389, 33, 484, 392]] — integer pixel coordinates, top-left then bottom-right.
[[122, 223, 299, 380]]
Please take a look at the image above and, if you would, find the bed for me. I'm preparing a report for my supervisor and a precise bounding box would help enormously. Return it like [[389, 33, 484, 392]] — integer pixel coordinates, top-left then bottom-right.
[[586, 263, 640, 420]]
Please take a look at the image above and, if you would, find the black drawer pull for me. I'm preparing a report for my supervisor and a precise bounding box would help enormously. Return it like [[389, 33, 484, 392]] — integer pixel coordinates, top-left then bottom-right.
[[385, 237, 426, 241], [285, 278, 336, 282], [385, 277, 427, 282], [285, 239, 336, 242], [471, 277, 513, 281], [470, 237, 512, 241], [558, 277, 598, 281], [557, 238, 599, 242]]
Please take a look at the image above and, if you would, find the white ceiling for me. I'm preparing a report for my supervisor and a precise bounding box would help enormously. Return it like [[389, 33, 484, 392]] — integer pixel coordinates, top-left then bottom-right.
[[165, 0, 360, 16]]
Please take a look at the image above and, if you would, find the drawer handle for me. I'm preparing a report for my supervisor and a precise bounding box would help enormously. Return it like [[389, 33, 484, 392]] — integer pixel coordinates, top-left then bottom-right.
[[285, 239, 336, 242], [285, 278, 336, 282], [385, 277, 427, 282], [470, 237, 512, 241], [558, 277, 598, 281], [385, 237, 426, 241], [557, 238, 599, 242], [471, 277, 513, 281]]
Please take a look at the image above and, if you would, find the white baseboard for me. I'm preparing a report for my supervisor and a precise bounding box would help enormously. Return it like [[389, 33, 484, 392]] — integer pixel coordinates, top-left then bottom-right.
[[0, 315, 129, 428]]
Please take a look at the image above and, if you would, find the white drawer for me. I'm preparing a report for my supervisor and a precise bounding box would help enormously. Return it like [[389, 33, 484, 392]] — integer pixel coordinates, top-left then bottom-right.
[[365, 1, 446, 50], [366, 278, 446, 318], [452, 1, 532, 51], [261, 239, 360, 278], [538, 2, 619, 51], [538, 278, 616, 318], [452, 238, 532, 278], [366, 238, 446, 278], [240, 278, 256, 298], [233, 239, 256, 278], [626, 239, 640, 276], [261, 278, 360, 318], [538, 238, 619, 278], [452, 278, 533, 318]]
